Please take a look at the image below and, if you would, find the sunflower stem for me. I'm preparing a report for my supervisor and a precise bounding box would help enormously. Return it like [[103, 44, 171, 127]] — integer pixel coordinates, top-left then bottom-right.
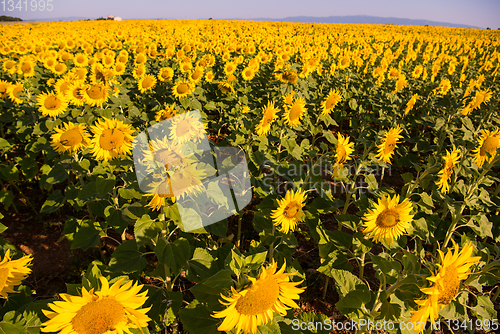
[[268, 224, 276, 262], [10, 182, 38, 216], [236, 213, 242, 250], [164, 265, 172, 292], [322, 277, 329, 300], [492, 285, 500, 301], [358, 252, 365, 280]]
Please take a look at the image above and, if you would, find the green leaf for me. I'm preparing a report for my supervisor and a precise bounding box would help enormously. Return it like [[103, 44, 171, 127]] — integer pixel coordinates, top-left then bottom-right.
[[179, 301, 221, 334], [370, 253, 401, 283], [0, 190, 13, 210], [0, 163, 19, 181], [190, 269, 233, 308], [134, 215, 162, 247], [348, 98, 358, 111], [279, 311, 331, 334], [472, 295, 496, 321], [0, 322, 25, 334], [364, 173, 378, 191], [325, 268, 367, 298], [155, 237, 191, 275], [186, 247, 218, 282], [43, 164, 68, 185], [71, 220, 101, 250], [40, 190, 66, 214], [108, 240, 147, 274], [96, 176, 116, 197], [468, 215, 493, 239]]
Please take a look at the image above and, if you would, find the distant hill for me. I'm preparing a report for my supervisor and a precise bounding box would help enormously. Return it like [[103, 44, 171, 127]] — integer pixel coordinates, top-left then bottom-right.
[[234, 15, 482, 29], [23, 15, 483, 29], [0, 15, 22, 22]]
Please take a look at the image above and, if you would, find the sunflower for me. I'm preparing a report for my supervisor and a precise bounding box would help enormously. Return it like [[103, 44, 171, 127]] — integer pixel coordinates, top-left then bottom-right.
[[54, 77, 73, 97], [8, 82, 25, 104], [283, 96, 307, 129], [224, 61, 237, 76], [3, 59, 18, 74], [212, 261, 304, 334], [241, 67, 255, 81], [0, 80, 11, 99], [52, 62, 67, 76], [433, 78, 452, 95], [362, 194, 414, 244], [51, 122, 91, 154], [172, 81, 194, 99], [470, 90, 492, 111], [71, 67, 88, 81], [73, 53, 89, 67], [205, 70, 214, 83], [137, 75, 157, 94], [215, 80, 233, 94], [278, 71, 298, 84], [338, 54, 350, 69], [134, 52, 148, 66], [472, 128, 500, 168], [335, 133, 354, 164], [256, 101, 279, 136], [155, 105, 177, 122], [18, 59, 35, 77], [436, 145, 461, 194], [113, 62, 126, 76], [321, 89, 342, 116], [168, 112, 206, 145], [408, 242, 480, 330], [189, 68, 204, 84], [271, 188, 307, 234], [404, 94, 418, 116], [67, 81, 86, 107], [412, 65, 423, 79], [283, 91, 295, 106], [37, 92, 68, 117], [144, 179, 174, 211], [90, 118, 135, 162], [375, 126, 404, 164], [0, 249, 32, 299], [91, 63, 114, 85], [41, 276, 151, 334], [391, 74, 407, 94], [158, 67, 174, 82], [83, 83, 109, 107]]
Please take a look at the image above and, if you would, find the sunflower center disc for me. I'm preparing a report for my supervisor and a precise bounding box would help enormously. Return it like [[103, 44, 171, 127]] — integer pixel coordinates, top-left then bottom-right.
[[376, 210, 400, 228], [175, 120, 192, 138], [325, 96, 337, 109], [383, 137, 397, 155], [142, 78, 154, 89], [87, 85, 104, 100], [437, 265, 459, 305], [480, 136, 499, 157], [284, 202, 300, 218], [177, 83, 189, 94], [44, 96, 60, 110], [289, 104, 302, 122], [235, 278, 280, 315], [60, 129, 83, 147], [71, 297, 125, 334], [99, 129, 125, 151], [0, 268, 9, 290]]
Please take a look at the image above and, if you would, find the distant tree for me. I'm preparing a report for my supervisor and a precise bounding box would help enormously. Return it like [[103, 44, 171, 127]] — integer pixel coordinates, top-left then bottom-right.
[[95, 17, 107, 21], [0, 15, 22, 22]]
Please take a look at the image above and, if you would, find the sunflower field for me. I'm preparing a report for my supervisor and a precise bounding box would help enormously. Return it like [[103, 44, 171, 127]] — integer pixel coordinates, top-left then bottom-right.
[[0, 19, 500, 334]]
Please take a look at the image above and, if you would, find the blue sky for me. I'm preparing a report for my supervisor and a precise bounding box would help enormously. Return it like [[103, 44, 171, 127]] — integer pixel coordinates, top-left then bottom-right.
[[5, 0, 500, 29]]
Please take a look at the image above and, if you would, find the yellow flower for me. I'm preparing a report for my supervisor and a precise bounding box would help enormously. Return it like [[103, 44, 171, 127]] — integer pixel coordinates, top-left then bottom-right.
[[18, 59, 35, 77], [168, 112, 206, 145], [256, 101, 279, 136], [90, 118, 135, 161], [278, 70, 298, 84], [41, 276, 151, 334], [404, 94, 418, 116], [391, 74, 407, 94], [436, 145, 461, 194], [158, 67, 174, 82], [138, 74, 157, 93], [8, 82, 25, 104], [155, 105, 177, 122], [212, 261, 304, 334], [37, 92, 68, 117], [51, 122, 91, 154], [362, 194, 414, 243], [433, 78, 452, 95], [472, 128, 500, 168], [470, 90, 492, 111], [338, 54, 350, 69], [172, 81, 194, 99], [321, 89, 342, 116], [283, 96, 307, 128], [218, 81, 235, 94], [408, 242, 480, 330], [412, 65, 423, 79], [283, 91, 295, 106], [271, 188, 307, 234], [83, 83, 109, 107], [67, 81, 86, 107], [0, 249, 32, 299], [375, 126, 403, 164], [241, 67, 255, 81], [335, 133, 354, 164], [224, 61, 237, 76], [73, 53, 89, 67], [0, 80, 11, 99]]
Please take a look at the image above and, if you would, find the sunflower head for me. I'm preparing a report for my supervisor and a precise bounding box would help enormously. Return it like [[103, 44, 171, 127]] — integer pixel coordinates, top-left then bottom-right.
[[90, 118, 135, 161], [362, 194, 414, 244], [283, 96, 307, 128], [375, 126, 404, 164], [271, 188, 307, 234], [472, 128, 500, 167], [0, 249, 32, 299], [51, 122, 91, 154], [212, 261, 304, 334], [37, 92, 69, 117], [256, 101, 279, 136]]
